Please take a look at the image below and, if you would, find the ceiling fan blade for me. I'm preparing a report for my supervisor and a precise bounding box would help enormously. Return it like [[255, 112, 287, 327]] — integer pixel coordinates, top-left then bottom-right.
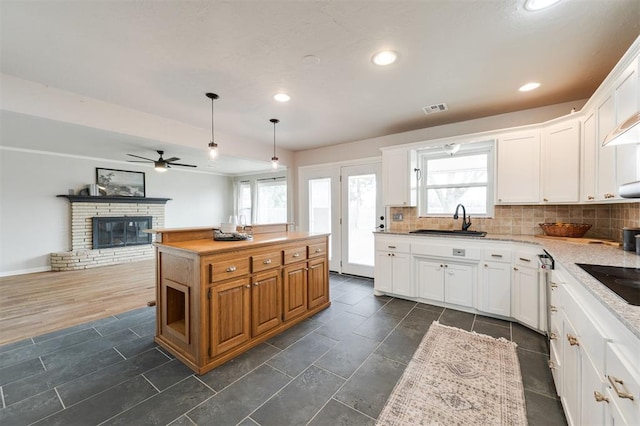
[[169, 163, 197, 168], [164, 157, 180, 163], [127, 154, 154, 161], [127, 160, 152, 163]]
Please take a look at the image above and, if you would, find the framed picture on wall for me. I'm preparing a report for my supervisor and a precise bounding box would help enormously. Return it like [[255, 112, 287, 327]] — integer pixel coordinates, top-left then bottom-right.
[[96, 168, 145, 197]]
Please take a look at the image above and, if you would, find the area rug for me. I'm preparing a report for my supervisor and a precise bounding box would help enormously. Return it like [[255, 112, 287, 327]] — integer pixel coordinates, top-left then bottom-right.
[[377, 321, 527, 425]]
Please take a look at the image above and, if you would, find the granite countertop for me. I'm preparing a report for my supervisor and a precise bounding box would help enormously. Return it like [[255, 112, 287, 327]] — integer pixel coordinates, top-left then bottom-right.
[[377, 231, 640, 339]]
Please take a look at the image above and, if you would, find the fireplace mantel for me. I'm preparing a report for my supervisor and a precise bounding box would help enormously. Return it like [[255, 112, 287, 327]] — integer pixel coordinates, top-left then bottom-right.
[[57, 195, 171, 204]]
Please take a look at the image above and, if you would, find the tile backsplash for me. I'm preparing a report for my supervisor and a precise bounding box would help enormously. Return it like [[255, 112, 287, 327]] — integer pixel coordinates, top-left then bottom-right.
[[389, 203, 640, 242]]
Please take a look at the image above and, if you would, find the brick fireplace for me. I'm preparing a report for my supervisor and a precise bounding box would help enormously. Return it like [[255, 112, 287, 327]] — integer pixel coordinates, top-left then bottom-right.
[[51, 196, 170, 271]]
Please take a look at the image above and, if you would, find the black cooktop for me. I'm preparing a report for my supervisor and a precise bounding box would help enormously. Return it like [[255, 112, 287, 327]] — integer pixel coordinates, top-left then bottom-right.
[[576, 264, 640, 306]]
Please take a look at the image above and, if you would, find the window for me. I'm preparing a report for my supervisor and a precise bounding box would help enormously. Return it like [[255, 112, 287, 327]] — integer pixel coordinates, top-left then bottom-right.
[[237, 180, 252, 223], [418, 141, 494, 217], [256, 178, 287, 224]]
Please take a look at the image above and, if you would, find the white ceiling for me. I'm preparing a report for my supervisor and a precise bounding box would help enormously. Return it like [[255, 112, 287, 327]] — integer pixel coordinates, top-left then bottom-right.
[[1, 0, 639, 173]]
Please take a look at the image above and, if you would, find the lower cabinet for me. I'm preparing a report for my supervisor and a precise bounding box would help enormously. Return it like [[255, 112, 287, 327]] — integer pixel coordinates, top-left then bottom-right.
[[512, 261, 540, 330], [251, 269, 282, 337], [283, 262, 309, 321], [480, 261, 511, 316], [209, 278, 251, 357], [414, 257, 474, 308], [308, 257, 328, 309], [374, 244, 412, 296]]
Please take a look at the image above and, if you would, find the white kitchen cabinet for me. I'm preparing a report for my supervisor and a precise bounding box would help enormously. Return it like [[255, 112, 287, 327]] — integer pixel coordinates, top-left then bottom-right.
[[496, 130, 541, 203], [374, 237, 412, 296], [604, 342, 640, 426], [613, 59, 640, 189], [480, 261, 511, 317], [581, 111, 597, 202], [414, 257, 474, 308], [581, 354, 607, 426], [561, 313, 582, 426], [541, 119, 580, 203], [596, 94, 617, 200], [511, 252, 541, 330], [381, 148, 417, 206]]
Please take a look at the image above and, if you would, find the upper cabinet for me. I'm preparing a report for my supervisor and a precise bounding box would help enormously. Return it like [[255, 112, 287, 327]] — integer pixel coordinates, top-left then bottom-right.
[[613, 59, 639, 189], [382, 148, 418, 206], [541, 119, 581, 203], [581, 111, 597, 202], [496, 130, 541, 203]]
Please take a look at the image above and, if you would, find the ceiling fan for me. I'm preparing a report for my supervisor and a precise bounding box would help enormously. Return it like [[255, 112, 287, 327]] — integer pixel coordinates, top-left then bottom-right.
[[126, 150, 197, 172]]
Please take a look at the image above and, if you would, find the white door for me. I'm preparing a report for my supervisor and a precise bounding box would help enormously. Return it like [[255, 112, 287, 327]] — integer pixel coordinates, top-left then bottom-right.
[[341, 163, 383, 277]]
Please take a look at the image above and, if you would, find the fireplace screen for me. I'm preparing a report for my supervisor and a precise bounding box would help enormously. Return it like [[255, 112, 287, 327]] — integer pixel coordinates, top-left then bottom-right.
[[92, 216, 152, 249]]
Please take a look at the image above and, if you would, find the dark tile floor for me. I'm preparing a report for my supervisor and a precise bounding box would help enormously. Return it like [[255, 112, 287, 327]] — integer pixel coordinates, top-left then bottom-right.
[[0, 273, 566, 425]]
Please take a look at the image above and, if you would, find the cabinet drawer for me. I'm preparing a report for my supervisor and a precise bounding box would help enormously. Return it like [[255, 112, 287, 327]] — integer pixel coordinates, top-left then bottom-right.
[[251, 251, 282, 273], [308, 241, 327, 258], [204, 254, 250, 284], [482, 248, 512, 263], [605, 342, 640, 425], [375, 240, 410, 253], [564, 285, 606, 370], [514, 252, 538, 268], [283, 246, 307, 264]]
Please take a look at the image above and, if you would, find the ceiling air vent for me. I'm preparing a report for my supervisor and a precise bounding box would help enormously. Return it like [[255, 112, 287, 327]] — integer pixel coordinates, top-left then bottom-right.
[[422, 103, 448, 115]]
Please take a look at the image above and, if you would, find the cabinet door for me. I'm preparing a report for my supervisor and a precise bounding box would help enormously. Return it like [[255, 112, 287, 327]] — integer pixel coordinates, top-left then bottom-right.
[[391, 252, 412, 296], [542, 120, 580, 202], [251, 270, 282, 337], [308, 257, 328, 309], [581, 112, 597, 202], [561, 316, 582, 426], [210, 278, 251, 356], [382, 149, 417, 206], [374, 251, 394, 293], [496, 130, 541, 203], [597, 95, 617, 200], [282, 263, 308, 321], [444, 263, 474, 308], [581, 354, 606, 426], [481, 261, 511, 316], [614, 60, 639, 189], [512, 266, 539, 330], [415, 258, 445, 302]]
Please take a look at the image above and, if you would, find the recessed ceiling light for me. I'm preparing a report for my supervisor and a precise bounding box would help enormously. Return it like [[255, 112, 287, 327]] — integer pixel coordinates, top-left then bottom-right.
[[519, 82, 541, 92], [274, 93, 290, 102], [524, 0, 562, 11], [372, 50, 398, 66]]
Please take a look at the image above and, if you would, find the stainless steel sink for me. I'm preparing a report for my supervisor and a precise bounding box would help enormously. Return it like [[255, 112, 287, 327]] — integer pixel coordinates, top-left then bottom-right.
[[409, 229, 487, 237]]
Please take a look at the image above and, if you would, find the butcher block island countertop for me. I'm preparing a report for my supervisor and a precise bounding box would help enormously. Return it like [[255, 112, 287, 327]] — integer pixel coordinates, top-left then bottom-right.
[[150, 226, 330, 374]]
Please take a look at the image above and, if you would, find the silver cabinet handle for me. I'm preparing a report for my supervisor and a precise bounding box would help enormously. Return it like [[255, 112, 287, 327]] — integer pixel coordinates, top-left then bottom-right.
[[226, 266, 237, 272], [491, 254, 503, 258], [388, 245, 396, 249], [315, 248, 322, 253], [293, 253, 300, 258], [263, 259, 272, 264], [519, 257, 531, 262]]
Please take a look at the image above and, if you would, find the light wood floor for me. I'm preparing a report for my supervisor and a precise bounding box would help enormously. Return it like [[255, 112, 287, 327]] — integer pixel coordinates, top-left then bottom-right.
[[0, 259, 156, 345]]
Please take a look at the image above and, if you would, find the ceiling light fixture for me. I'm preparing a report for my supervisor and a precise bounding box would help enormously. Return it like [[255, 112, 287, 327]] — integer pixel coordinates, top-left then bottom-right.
[[154, 161, 168, 172], [524, 0, 562, 11], [274, 93, 290, 102], [270, 118, 280, 169], [372, 50, 398, 66], [206, 92, 219, 160], [519, 82, 541, 92]]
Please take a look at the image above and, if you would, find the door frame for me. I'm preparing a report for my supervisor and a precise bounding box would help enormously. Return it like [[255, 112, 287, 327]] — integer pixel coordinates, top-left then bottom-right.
[[297, 157, 381, 277]]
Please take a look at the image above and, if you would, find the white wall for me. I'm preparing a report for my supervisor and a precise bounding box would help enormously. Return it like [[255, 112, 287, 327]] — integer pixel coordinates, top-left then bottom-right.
[[0, 148, 232, 275]]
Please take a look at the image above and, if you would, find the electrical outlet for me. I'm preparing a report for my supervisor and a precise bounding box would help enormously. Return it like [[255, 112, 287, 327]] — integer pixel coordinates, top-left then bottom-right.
[[392, 213, 404, 221]]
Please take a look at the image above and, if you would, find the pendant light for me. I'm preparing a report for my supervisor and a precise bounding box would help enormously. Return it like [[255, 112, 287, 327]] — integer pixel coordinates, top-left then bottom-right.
[[270, 118, 279, 169], [206, 92, 219, 159]]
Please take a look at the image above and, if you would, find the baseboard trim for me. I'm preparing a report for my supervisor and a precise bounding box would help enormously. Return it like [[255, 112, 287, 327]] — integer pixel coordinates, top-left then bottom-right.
[[0, 266, 52, 277]]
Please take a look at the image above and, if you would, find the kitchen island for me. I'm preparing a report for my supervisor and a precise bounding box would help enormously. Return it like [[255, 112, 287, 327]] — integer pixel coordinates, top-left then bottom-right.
[[151, 227, 330, 374]]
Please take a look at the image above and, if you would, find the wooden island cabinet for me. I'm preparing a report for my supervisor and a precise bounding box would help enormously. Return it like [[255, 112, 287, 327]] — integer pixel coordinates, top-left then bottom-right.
[[151, 226, 330, 374]]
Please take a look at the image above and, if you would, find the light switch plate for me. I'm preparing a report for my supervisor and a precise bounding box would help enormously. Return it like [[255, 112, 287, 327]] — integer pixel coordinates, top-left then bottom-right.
[[392, 213, 404, 221]]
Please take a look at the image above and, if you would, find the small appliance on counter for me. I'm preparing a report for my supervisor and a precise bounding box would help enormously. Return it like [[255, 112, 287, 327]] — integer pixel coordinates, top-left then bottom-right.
[[623, 227, 640, 252]]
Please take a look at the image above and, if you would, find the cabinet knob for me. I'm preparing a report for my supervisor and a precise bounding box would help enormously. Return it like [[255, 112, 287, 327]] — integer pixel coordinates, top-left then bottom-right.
[[484, 264, 488, 267], [550, 305, 557, 313], [594, 391, 609, 403], [587, 195, 594, 200], [548, 360, 556, 370], [566, 334, 579, 346], [253, 282, 260, 286], [245, 284, 251, 288], [549, 332, 558, 340], [263, 259, 272, 264], [315, 248, 322, 253], [543, 198, 549, 202], [226, 266, 237, 272], [513, 267, 519, 271], [608, 376, 635, 401], [293, 253, 300, 258], [604, 193, 615, 199], [551, 282, 558, 289]]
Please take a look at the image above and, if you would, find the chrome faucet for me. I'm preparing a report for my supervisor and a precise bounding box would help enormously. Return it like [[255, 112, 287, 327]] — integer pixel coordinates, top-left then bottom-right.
[[453, 203, 472, 231]]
